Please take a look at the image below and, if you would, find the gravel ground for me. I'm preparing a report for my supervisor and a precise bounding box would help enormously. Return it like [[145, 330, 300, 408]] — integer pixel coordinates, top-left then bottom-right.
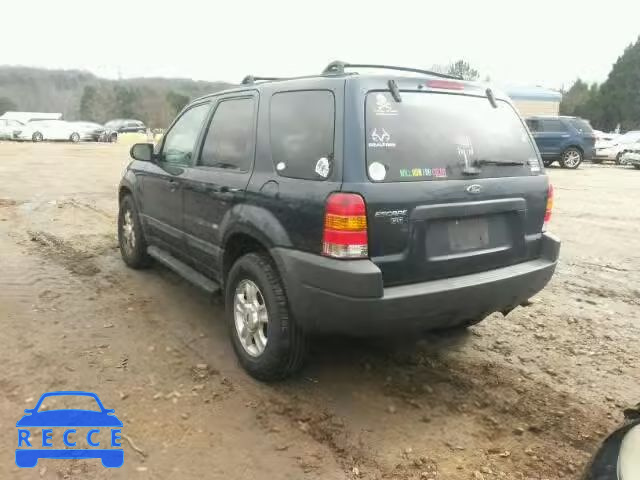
[[0, 141, 638, 479]]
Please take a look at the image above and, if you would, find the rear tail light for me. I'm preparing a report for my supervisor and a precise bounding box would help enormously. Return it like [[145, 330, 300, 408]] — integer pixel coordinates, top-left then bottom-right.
[[322, 193, 368, 259], [543, 183, 554, 230]]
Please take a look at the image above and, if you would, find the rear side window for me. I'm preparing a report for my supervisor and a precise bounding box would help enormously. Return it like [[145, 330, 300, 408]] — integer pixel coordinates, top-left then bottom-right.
[[366, 92, 538, 182], [199, 97, 256, 171], [270, 90, 335, 180], [568, 118, 593, 134], [540, 119, 568, 132]]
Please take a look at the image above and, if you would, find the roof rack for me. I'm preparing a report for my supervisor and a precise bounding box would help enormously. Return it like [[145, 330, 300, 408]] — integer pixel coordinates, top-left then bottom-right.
[[322, 61, 462, 80], [241, 75, 283, 85]]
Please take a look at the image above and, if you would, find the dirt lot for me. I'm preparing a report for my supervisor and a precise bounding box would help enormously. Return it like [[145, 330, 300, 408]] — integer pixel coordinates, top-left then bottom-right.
[[0, 141, 638, 480]]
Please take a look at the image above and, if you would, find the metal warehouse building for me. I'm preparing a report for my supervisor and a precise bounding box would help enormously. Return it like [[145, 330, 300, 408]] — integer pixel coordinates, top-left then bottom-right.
[[504, 86, 562, 117]]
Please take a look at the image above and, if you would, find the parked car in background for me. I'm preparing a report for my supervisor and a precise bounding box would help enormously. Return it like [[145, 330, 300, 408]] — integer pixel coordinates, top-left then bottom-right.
[[13, 120, 82, 142], [0, 118, 24, 140], [72, 122, 107, 142], [620, 142, 640, 169], [593, 130, 640, 164], [104, 119, 147, 134], [525, 116, 596, 169]]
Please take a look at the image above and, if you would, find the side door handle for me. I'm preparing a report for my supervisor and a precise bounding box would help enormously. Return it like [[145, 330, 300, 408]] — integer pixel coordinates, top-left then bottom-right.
[[167, 179, 179, 192]]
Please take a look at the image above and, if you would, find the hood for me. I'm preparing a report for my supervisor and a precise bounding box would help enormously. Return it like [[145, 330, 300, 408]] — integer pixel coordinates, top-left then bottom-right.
[[16, 409, 123, 427]]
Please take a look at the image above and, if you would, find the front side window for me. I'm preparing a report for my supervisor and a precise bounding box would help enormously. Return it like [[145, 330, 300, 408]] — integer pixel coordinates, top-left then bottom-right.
[[161, 103, 210, 166], [199, 97, 256, 171], [270, 90, 335, 180]]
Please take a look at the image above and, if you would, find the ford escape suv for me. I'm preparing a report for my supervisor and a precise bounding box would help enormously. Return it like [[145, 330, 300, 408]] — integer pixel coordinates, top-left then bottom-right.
[[117, 62, 560, 381]]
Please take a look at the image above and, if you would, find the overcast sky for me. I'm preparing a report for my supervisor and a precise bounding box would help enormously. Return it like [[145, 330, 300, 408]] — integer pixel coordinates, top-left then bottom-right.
[[3, 0, 639, 89]]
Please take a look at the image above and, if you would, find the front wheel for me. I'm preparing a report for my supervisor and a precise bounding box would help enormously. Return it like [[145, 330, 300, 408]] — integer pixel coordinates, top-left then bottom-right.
[[225, 253, 306, 381], [615, 153, 624, 165], [117, 195, 152, 269], [32, 132, 43, 142], [70, 132, 80, 143], [109, 133, 117, 143], [560, 148, 583, 169]]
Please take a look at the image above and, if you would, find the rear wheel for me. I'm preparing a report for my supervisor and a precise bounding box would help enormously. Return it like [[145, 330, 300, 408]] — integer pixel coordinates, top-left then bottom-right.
[[70, 132, 80, 143], [226, 252, 306, 381], [32, 132, 43, 142], [560, 147, 583, 169]]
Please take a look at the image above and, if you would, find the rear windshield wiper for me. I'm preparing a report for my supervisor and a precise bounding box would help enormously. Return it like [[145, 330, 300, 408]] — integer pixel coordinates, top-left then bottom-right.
[[462, 159, 524, 175], [473, 159, 525, 166]]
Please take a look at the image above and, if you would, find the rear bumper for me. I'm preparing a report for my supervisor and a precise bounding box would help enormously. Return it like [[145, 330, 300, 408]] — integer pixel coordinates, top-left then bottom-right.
[[272, 233, 560, 335]]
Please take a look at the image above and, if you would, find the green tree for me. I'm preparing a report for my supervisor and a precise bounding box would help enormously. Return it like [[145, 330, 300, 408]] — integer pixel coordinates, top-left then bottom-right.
[[166, 90, 190, 116], [79, 85, 100, 121], [447, 60, 479, 81], [596, 36, 640, 131], [113, 85, 140, 119], [0, 96, 17, 115]]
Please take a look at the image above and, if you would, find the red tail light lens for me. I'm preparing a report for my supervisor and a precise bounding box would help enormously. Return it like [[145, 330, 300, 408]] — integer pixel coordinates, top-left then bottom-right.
[[543, 183, 554, 230], [322, 193, 368, 259]]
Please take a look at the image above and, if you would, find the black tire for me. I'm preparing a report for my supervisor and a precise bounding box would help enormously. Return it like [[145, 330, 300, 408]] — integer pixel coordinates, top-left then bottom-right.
[[542, 158, 554, 167], [634, 165, 640, 170], [225, 252, 306, 381], [117, 195, 152, 269], [109, 133, 117, 143], [70, 132, 80, 143], [559, 147, 583, 169], [615, 153, 623, 165], [32, 132, 43, 142]]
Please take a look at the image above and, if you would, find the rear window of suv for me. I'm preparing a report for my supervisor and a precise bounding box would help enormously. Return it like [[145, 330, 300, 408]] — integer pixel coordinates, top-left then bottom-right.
[[365, 92, 539, 182], [567, 118, 593, 134]]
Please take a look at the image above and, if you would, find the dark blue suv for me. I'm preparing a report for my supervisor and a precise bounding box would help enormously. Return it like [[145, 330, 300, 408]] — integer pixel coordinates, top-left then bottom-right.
[[525, 116, 596, 169], [118, 62, 559, 380]]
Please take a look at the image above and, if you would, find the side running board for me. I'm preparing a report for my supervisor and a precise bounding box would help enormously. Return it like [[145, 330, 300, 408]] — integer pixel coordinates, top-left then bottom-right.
[[147, 246, 220, 295]]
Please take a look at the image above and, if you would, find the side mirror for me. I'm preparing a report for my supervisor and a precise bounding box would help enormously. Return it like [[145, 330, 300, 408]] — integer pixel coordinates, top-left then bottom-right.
[[130, 143, 154, 162]]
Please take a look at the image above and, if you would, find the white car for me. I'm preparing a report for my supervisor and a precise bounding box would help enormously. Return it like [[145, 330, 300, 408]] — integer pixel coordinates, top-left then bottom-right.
[[0, 118, 24, 140], [14, 120, 82, 143], [620, 142, 640, 169], [593, 130, 640, 164]]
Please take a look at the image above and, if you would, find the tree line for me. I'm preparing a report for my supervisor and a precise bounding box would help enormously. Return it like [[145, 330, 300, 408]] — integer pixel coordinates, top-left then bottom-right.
[[0, 67, 231, 128], [561, 36, 640, 132]]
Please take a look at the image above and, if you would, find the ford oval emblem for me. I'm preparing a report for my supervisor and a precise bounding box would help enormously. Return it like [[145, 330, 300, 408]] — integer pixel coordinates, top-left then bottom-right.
[[466, 184, 482, 194]]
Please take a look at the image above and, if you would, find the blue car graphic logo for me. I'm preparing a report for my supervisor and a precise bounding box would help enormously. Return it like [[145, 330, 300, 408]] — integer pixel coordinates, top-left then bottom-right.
[[16, 391, 123, 468]]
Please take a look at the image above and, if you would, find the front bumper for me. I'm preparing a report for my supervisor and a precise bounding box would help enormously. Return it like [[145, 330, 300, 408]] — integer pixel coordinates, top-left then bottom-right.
[[594, 148, 618, 160], [272, 233, 560, 335]]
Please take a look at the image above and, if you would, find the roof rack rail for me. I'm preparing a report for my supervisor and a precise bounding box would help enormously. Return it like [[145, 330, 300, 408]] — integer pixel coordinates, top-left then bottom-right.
[[322, 61, 462, 80], [241, 75, 282, 85]]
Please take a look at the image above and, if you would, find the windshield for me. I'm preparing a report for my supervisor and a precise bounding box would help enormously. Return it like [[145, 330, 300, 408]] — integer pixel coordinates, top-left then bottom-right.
[[365, 92, 539, 182]]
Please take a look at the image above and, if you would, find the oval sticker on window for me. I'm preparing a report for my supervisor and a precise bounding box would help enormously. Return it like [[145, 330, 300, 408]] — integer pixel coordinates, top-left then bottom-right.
[[315, 157, 330, 178], [368, 162, 387, 181]]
